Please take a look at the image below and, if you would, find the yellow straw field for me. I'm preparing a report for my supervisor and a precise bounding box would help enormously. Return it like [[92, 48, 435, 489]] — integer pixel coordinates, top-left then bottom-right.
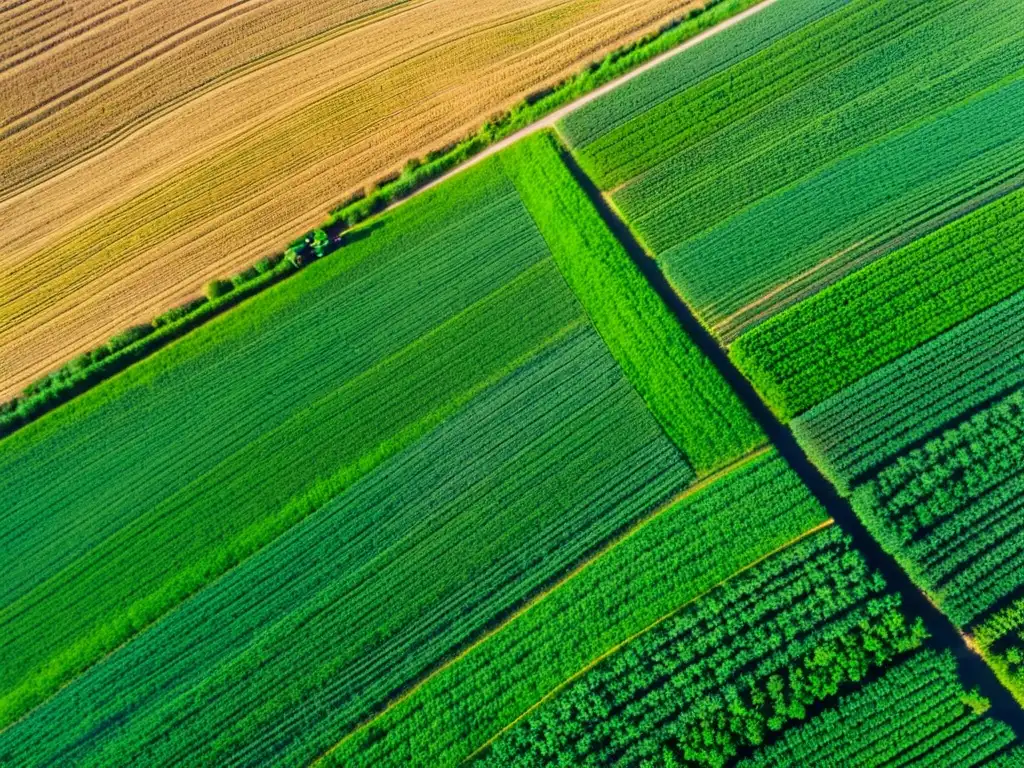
[[0, 0, 697, 397]]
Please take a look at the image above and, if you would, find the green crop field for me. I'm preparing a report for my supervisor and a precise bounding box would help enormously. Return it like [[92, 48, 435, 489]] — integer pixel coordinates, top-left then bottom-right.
[[852, 389, 1024, 628], [563, 0, 1024, 338], [0, 135, 765, 765], [327, 449, 828, 766], [4, 0, 1024, 761], [738, 650, 1023, 767], [476, 526, 924, 766], [792, 290, 1024, 492], [555, 0, 1024, 752]]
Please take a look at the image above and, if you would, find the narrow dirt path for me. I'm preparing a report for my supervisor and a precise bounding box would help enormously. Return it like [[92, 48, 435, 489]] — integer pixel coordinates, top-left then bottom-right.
[[384, 0, 781, 211], [557, 145, 1024, 738]]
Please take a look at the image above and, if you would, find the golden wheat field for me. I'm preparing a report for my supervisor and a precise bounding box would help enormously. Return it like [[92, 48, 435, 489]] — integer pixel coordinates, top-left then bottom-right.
[[0, 0, 701, 399]]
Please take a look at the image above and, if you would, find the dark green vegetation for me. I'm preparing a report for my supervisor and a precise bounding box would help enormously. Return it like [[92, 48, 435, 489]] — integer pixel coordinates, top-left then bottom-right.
[[475, 526, 925, 767], [563, 0, 1024, 338], [852, 389, 1024, 628], [738, 650, 1022, 767], [327, 449, 827, 766]]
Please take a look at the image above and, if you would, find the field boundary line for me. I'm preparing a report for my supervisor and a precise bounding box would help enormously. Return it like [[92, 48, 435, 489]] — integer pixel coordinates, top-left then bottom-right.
[[462, 518, 836, 762], [316, 445, 772, 762]]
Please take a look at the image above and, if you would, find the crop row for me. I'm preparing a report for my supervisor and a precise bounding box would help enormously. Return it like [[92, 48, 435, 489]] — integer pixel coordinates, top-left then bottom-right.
[[731, 183, 1024, 421], [560, 0, 849, 150], [976, 599, 1024, 707], [618, 0, 1024, 260], [738, 650, 1019, 767], [0, 323, 697, 768], [327, 449, 827, 766], [499, 132, 763, 474], [793, 289, 1024, 492], [852, 388, 1024, 627], [475, 526, 924, 768], [571, 0, 953, 188], [657, 72, 1024, 332]]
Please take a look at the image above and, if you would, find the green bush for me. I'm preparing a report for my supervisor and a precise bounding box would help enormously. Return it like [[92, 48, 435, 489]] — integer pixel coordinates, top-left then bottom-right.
[[204, 279, 234, 300]]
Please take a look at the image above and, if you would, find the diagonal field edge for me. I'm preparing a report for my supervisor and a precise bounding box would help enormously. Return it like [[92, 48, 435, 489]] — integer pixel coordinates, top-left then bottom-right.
[[554, 137, 1024, 739]]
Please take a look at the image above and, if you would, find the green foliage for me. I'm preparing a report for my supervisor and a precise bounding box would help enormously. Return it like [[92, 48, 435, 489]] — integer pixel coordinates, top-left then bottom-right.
[[852, 388, 1024, 626], [564, 0, 1024, 341], [976, 601, 1024, 707], [0, 149, 705, 765], [613, 0, 1023, 251], [204, 278, 234, 300], [0, 326, 694, 768], [476, 527, 924, 768], [563, 0, 853, 180], [731, 186, 1024, 420], [738, 651, 1014, 767], [792, 289, 1024, 492], [328, 450, 827, 767], [500, 132, 763, 474], [656, 71, 1024, 333]]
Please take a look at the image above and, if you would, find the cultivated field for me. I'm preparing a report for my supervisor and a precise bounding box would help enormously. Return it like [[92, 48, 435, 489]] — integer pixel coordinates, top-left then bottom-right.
[[563, 0, 1024, 338], [739, 651, 1024, 767], [0, 0, 706, 399], [476, 525, 925, 766], [328, 449, 830, 766], [559, 0, 1024, 734], [4, 0, 1024, 762]]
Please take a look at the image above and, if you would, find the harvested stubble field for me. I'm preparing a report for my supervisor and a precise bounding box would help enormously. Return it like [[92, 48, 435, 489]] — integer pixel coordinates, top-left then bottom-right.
[[0, 0, 704, 399]]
